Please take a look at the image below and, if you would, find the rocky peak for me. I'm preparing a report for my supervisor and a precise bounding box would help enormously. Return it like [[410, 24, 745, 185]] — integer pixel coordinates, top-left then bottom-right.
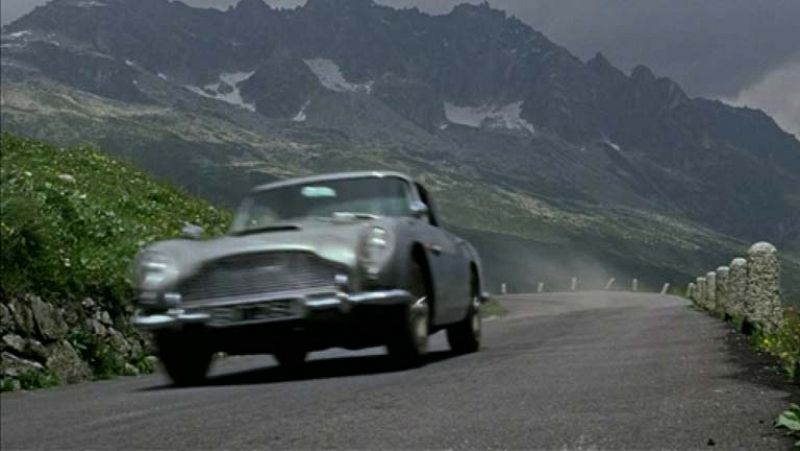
[[630, 64, 657, 84], [233, 0, 270, 12], [304, 0, 376, 13]]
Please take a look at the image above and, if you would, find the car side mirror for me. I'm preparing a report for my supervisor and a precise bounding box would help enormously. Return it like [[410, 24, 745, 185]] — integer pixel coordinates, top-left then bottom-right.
[[409, 201, 429, 219], [182, 223, 204, 240]]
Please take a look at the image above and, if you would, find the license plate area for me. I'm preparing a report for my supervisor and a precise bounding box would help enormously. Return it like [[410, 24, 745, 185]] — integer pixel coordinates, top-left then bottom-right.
[[206, 299, 301, 326]]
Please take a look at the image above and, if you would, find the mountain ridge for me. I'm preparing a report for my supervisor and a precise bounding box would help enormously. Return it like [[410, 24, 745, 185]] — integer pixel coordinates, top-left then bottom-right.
[[2, 0, 799, 291]]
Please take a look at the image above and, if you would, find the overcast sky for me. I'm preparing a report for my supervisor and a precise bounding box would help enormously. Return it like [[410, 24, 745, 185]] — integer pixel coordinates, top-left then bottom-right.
[[2, 0, 798, 135]]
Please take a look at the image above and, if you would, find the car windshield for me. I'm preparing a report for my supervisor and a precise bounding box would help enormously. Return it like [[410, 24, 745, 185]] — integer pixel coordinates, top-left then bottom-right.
[[230, 176, 412, 233]]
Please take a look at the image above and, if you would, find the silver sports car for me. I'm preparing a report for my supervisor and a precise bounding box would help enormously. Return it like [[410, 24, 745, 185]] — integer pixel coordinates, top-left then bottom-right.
[[133, 171, 485, 384]]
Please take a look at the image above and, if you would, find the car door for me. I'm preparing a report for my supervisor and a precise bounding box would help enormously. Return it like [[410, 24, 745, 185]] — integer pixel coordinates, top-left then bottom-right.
[[411, 183, 464, 324]]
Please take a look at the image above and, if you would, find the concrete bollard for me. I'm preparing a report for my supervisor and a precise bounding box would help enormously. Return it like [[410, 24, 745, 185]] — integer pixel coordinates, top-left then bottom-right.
[[660, 283, 670, 295], [728, 258, 748, 319], [696, 276, 707, 308], [632, 278, 638, 292], [745, 242, 783, 332], [570, 277, 578, 291], [715, 266, 730, 317], [537, 282, 544, 293], [687, 282, 696, 300], [605, 278, 616, 290], [501, 283, 507, 295], [705, 271, 717, 312]]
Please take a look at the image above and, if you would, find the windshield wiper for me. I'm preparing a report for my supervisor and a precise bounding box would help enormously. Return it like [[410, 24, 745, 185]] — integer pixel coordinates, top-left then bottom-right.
[[230, 224, 301, 236], [332, 212, 380, 220]]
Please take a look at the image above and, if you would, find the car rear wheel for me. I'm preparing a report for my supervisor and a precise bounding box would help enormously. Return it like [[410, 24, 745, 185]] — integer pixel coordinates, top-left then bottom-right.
[[446, 278, 481, 354], [386, 260, 429, 366], [155, 332, 212, 386]]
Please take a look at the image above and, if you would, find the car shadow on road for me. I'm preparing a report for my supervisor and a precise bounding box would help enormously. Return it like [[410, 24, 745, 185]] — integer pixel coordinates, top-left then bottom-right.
[[140, 350, 458, 391]]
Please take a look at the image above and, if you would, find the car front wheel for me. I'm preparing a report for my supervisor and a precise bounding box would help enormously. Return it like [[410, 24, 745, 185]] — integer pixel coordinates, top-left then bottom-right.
[[387, 260, 430, 366], [446, 281, 481, 354], [155, 332, 212, 386]]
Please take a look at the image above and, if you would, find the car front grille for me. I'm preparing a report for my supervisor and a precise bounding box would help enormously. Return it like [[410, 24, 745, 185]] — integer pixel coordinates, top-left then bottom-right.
[[179, 252, 342, 302]]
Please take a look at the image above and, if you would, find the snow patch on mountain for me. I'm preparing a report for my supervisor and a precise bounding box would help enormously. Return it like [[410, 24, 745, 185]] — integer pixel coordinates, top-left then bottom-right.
[[186, 72, 256, 112], [292, 100, 311, 122], [4, 31, 32, 40], [303, 58, 373, 94], [74, 1, 107, 7], [444, 101, 535, 134], [604, 140, 621, 151]]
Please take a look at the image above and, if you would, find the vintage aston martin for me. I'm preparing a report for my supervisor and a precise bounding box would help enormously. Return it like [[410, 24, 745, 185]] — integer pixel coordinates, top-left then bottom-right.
[[133, 171, 485, 384]]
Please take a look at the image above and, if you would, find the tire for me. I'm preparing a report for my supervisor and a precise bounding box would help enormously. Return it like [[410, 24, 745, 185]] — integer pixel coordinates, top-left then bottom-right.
[[156, 333, 212, 386], [446, 277, 481, 354], [387, 259, 430, 366], [273, 348, 308, 370]]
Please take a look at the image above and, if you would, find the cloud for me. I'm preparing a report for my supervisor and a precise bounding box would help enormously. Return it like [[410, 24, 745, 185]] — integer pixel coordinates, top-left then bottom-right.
[[725, 59, 800, 137]]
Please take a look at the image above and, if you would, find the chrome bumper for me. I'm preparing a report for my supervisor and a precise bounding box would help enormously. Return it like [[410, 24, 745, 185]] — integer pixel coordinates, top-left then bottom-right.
[[133, 289, 413, 331]]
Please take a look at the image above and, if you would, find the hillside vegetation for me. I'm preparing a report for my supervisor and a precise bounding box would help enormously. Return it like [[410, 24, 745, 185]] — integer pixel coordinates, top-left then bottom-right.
[[0, 133, 231, 390], [0, 133, 231, 302]]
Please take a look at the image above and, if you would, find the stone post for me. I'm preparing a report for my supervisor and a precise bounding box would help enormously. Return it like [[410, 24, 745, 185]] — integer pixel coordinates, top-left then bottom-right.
[[728, 258, 748, 320], [687, 282, 696, 301], [745, 242, 783, 332], [632, 278, 639, 292], [706, 271, 717, 311], [537, 282, 544, 293], [715, 266, 730, 317], [570, 277, 578, 291], [696, 277, 707, 308], [605, 278, 616, 290]]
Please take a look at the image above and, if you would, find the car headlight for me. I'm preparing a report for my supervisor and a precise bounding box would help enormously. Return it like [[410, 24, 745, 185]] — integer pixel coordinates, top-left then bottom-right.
[[360, 226, 392, 278], [134, 251, 179, 291]]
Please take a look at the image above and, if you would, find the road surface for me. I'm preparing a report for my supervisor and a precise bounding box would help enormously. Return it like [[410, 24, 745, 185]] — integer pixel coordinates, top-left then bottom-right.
[[1, 292, 796, 449]]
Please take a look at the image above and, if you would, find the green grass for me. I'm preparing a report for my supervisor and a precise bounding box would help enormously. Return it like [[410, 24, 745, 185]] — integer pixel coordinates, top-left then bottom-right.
[[0, 133, 232, 305], [481, 298, 509, 318]]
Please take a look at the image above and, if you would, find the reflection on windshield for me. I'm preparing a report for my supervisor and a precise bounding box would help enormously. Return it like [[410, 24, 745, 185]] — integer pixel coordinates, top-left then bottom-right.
[[231, 177, 412, 233]]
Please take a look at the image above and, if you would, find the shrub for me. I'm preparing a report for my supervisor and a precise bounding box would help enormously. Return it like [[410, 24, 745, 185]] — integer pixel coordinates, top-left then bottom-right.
[[754, 307, 800, 383]]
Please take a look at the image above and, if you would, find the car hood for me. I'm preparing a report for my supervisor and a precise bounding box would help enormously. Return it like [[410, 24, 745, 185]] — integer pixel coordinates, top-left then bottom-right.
[[144, 218, 381, 278]]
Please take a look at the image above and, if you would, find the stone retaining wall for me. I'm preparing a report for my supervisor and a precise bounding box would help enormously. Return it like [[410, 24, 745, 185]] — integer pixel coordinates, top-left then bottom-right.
[[0, 295, 153, 391]]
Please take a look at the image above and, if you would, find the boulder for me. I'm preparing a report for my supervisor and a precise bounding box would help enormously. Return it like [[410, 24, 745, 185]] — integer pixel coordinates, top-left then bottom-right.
[[1, 351, 44, 378], [0, 303, 14, 332], [96, 310, 113, 327], [8, 298, 35, 336], [30, 296, 68, 341], [745, 242, 783, 332], [45, 340, 91, 383], [2, 333, 27, 354], [106, 327, 132, 356]]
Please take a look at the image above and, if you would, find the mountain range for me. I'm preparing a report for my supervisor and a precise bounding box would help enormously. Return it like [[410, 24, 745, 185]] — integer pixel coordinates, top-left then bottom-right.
[[2, 0, 799, 296]]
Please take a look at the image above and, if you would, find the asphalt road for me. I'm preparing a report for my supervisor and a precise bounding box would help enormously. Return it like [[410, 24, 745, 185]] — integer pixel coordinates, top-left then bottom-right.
[[1, 292, 796, 450]]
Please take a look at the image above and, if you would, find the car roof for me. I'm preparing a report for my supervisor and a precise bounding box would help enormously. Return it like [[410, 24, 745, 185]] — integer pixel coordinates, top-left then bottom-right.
[[251, 171, 416, 192]]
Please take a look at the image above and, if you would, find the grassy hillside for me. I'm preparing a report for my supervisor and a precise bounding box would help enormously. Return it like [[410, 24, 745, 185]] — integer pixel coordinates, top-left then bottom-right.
[[0, 133, 231, 304]]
